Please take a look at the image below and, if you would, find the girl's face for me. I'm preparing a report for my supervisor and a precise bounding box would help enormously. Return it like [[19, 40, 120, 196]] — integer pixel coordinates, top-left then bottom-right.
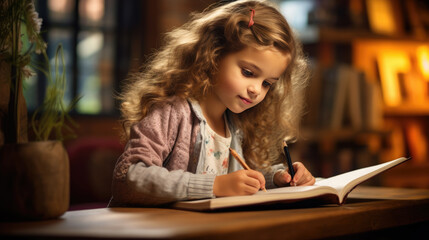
[[213, 46, 290, 114]]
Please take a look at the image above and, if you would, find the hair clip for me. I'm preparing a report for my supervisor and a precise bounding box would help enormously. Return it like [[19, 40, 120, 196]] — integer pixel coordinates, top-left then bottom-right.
[[248, 9, 255, 27]]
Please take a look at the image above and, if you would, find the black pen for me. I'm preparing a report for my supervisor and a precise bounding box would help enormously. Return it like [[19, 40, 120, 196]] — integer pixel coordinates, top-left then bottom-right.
[[283, 140, 295, 185]]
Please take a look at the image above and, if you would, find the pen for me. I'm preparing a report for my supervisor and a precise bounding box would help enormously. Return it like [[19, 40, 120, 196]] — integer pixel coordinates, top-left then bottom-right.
[[283, 140, 296, 185], [229, 147, 267, 192]]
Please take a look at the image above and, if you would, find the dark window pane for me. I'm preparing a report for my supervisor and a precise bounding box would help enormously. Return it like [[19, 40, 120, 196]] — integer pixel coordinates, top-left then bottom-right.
[[47, 28, 74, 105], [77, 31, 114, 114]]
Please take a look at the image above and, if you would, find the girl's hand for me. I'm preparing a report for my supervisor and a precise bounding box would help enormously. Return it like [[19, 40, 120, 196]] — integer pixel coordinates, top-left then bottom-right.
[[274, 162, 315, 187], [213, 170, 266, 197]]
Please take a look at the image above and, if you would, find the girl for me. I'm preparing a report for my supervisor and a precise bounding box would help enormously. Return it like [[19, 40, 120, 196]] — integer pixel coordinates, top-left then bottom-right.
[[109, 0, 315, 207]]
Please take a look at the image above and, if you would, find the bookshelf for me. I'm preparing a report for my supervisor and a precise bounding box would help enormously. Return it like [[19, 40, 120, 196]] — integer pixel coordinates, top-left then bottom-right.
[[316, 27, 420, 43], [352, 38, 429, 188], [384, 105, 429, 116], [288, 0, 429, 188]]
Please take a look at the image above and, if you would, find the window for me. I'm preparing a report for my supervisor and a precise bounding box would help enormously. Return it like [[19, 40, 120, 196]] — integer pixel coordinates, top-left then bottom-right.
[[278, 0, 318, 43], [27, 0, 118, 115]]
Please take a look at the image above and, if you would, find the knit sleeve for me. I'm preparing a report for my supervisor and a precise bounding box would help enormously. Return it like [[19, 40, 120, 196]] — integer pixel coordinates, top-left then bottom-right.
[[113, 100, 183, 180], [109, 162, 215, 206], [110, 99, 215, 206], [262, 163, 285, 189]]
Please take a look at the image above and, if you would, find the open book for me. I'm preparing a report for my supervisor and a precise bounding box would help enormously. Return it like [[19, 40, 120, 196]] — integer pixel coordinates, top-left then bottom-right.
[[173, 157, 410, 211]]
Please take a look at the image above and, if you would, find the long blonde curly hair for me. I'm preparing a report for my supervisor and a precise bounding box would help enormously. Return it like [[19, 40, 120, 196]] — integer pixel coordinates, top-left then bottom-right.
[[119, 0, 310, 169]]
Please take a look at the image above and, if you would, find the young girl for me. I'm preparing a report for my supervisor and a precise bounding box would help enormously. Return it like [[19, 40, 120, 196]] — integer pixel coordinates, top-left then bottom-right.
[[109, 0, 315, 207]]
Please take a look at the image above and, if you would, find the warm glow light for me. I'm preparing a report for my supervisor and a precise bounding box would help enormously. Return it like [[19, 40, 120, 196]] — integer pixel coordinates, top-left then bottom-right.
[[48, 0, 70, 13], [353, 41, 429, 107], [80, 0, 104, 22], [417, 46, 429, 81], [366, 0, 396, 35], [377, 52, 411, 106]]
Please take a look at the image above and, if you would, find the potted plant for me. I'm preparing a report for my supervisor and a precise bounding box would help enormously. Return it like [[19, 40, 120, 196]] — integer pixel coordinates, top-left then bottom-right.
[[0, 0, 78, 220]]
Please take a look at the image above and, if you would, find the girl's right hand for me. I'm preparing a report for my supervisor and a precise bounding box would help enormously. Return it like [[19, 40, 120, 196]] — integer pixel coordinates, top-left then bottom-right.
[[213, 169, 266, 197]]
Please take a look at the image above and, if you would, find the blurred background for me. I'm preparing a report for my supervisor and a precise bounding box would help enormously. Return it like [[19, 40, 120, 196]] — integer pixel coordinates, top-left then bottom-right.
[[29, 0, 429, 209]]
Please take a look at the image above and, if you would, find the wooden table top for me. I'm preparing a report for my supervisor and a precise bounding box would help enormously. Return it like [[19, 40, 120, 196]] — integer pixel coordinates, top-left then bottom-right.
[[1, 186, 429, 239]]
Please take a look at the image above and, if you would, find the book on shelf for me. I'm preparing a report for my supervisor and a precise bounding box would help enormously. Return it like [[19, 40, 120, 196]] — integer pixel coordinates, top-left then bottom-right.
[[319, 66, 338, 128], [361, 76, 383, 130], [404, 121, 428, 163], [330, 65, 351, 129], [330, 65, 364, 129], [318, 64, 382, 130], [173, 157, 410, 211]]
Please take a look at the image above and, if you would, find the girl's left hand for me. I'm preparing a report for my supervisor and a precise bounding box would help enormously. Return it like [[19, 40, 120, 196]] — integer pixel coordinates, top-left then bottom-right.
[[274, 162, 315, 187]]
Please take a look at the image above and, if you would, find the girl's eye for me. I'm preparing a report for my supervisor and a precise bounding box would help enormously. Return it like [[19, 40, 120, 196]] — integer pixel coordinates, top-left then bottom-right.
[[263, 80, 272, 88], [241, 68, 254, 77]]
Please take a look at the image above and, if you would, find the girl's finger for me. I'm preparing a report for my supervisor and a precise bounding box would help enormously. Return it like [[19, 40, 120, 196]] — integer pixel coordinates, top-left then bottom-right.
[[291, 162, 304, 183], [243, 184, 260, 194], [301, 175, 316, 186], [246, 170, 266, 188], [281, 170, 292, 184], [244, 176, 261, 190]]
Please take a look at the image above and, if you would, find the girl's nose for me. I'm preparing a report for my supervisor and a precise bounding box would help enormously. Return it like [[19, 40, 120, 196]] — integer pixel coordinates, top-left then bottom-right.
[[247, 83, 261, 98]]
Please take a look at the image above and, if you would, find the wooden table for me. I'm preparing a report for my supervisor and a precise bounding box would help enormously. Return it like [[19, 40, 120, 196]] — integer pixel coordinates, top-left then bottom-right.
[[1, 186, 429, 239]]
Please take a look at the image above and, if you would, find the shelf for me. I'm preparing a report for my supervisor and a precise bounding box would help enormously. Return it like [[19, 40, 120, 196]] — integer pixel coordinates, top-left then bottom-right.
[[302, 27, 429, 44], [383, 105, 429, 117], [301, 128, 389, 142]]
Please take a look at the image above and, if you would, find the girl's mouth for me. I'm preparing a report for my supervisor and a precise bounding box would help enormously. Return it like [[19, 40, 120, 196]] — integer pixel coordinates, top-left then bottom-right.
[[239, 96, 253, 104]]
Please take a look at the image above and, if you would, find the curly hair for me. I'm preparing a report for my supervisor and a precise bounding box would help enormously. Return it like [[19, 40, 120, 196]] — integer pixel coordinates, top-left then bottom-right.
[[119, 0, 310, 169]]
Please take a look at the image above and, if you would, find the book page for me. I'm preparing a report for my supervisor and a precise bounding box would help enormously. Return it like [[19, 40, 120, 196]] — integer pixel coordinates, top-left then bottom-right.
[[316, 157, 409, 201], [209, 185, 338, 209], [174, 185, 339, 210], [255, 185, 332, 195], [173, 157, 409, 210]]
